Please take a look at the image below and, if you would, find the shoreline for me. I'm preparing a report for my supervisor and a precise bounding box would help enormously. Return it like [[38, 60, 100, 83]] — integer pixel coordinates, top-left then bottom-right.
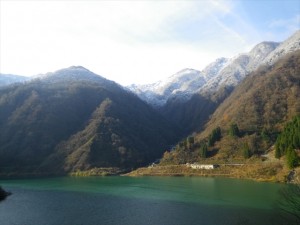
[[125, 164, 300, 184], [0, 164, 298, 184]]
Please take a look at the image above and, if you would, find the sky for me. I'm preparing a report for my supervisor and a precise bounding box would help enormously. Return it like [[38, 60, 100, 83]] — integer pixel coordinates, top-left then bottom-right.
[[0, 0, 299, 85]]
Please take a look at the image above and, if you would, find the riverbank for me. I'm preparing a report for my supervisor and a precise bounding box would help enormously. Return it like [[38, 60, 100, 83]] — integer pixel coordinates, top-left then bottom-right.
[[126, 163, 300, 183], [0, 164, 298, 184]]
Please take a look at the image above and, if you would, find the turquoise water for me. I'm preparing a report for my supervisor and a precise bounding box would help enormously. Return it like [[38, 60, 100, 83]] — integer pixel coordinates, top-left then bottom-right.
[[0, 176, 296, 225]]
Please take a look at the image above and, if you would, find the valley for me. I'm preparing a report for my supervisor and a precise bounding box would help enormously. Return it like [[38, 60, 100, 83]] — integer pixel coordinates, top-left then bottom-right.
[[0, 31, 299, 184]]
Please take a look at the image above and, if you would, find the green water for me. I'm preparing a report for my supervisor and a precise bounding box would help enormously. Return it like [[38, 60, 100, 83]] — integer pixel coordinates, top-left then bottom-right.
[[0, 176, 297, 225]]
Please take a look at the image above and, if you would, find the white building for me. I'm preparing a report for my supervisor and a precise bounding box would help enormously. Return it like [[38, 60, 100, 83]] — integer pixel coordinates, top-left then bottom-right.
[[186, 163, 217, 169]]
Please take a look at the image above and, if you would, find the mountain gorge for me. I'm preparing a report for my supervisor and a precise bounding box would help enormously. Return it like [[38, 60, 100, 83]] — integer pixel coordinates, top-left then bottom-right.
[[0, 66, 179, 175], [0, 31, 299, 177]]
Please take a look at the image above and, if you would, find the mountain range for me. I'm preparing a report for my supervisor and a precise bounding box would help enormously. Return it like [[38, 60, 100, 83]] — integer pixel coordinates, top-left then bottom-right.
[[160, 49, 300, 166], [128, 30, 299, 108], [0, 66, 179, 174], [0, 30, 299, 175]]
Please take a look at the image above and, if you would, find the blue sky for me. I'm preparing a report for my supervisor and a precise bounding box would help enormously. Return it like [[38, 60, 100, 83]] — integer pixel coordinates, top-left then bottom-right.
[[0, 0, 299, 85]]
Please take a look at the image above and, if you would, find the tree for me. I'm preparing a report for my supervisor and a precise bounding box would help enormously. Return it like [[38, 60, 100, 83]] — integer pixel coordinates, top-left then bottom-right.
[[187, 136, 194, 144], [199, 143, 208, 158], [275, 115, 300, 158], [286, 147, 298, 169], [275, 142, 282, 158], [229, 123, 240, 137], [242, 143, 251, 159], [187, 136, 194, 149], [208, 127, 221, 147]]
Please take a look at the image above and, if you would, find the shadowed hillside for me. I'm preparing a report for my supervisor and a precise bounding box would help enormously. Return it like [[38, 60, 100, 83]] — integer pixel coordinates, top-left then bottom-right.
[[0, 67, 180, 175]]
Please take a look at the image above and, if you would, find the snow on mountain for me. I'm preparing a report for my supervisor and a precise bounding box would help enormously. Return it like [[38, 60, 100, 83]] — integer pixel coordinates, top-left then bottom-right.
[[201, 31, 300, 95], [202, 57, 230, 80], [263, 30, 300, 65], [0, 74, 30, 87], [129, 31, 300, 107], [128, 68, 206, 107], [128, 41, 279, 106], [200, 41, 280, 94]]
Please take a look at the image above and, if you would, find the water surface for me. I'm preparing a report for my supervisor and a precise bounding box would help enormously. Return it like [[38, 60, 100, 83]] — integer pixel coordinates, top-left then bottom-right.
[[0, 176, 294, 225]]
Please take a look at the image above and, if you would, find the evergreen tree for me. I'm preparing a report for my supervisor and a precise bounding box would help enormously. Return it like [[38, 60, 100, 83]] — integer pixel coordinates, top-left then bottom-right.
[[229, 123, 240, 137], [187, 136, 194, 149], [208, 127, 221, 146], [199, 143, 208, 158], [187, 136, 194, 144], [286, 147, 298, 169], [275, 115, 300, 159], [242, 143, 251, 159], [275, 142, 282, 158]]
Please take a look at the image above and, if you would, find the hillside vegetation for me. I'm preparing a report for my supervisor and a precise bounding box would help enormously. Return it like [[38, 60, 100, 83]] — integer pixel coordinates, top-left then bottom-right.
[[158, 51, 300, 176], [0, 67, 180, 175]]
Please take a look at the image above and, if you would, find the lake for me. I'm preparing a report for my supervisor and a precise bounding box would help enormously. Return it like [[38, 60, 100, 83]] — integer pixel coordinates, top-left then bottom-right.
[[0, 176, 296, 225]]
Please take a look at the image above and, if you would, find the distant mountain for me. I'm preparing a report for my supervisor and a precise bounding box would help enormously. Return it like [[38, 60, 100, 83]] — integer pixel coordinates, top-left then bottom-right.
[[129, 31, 300, 108], [0, 66, 180, 174], [128, 60, 230, 107], [200, 41, 280, 95], [263, 30, 300, 65], [159, 41, 280, 134], [160, 50, 300, 164], [130, 31, 299, 135], [202, 50, 300, 137], [128, 68, 205, 107], [127, 43, 277, 107], [197, 50, 300, 160], [0, 74, 30, 87], [36, 66, 116, 86]]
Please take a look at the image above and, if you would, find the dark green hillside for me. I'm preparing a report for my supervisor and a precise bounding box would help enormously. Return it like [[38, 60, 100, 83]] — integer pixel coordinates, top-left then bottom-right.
[[0, 67, 179, 175], [275, 116, 300, 168]]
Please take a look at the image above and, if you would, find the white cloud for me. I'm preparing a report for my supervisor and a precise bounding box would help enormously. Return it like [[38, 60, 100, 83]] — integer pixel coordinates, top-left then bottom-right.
[[0, 0, 292, 85]]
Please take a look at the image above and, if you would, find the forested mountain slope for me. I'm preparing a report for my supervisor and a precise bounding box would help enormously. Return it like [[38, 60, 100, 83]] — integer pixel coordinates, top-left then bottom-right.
[[0, 66, 179, 174], [160, 50, 300, 164]]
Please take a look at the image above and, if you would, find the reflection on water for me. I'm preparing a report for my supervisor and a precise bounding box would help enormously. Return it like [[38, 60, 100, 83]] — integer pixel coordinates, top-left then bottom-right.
[[0, 176, 296, 225]]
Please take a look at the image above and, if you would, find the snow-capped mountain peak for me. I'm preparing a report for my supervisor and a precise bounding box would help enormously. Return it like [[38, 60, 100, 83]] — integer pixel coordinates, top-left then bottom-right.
[[129, 30, 300, 107], [202, 57, 230, 80], [128, 68, 205, 107], [263, 30, 300, 65]]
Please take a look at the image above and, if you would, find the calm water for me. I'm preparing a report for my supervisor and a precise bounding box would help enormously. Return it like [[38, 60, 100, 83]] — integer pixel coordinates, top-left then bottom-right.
[[0, 176, 296, 225]]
